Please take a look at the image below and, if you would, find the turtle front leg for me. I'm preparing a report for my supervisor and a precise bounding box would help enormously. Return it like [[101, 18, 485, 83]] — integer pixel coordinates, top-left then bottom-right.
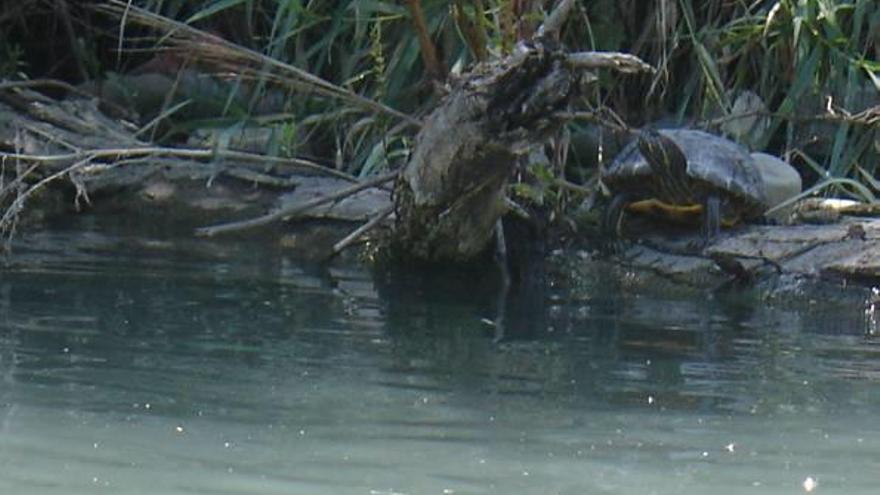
[[702, 194, 722, 246], [602, 193, 629, 253], [603, 193, 629, 237]]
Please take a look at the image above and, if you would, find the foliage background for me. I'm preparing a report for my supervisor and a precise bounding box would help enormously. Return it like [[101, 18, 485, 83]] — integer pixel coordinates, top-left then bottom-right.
[[1, 0, 879, 198]]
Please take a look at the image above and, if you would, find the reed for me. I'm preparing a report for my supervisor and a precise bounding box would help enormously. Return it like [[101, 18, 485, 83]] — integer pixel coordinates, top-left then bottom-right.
[[1, 0, 878, 198]]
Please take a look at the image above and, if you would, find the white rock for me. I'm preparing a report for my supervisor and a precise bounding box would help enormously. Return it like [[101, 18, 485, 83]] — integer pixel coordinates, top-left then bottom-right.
[[751, 152, 802, 222]]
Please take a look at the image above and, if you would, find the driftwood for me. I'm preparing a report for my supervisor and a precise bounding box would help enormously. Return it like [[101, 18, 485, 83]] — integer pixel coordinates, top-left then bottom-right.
[[195, 171, 396, 237], [0, 84, 378, 245], [392, 41, 652, 261]]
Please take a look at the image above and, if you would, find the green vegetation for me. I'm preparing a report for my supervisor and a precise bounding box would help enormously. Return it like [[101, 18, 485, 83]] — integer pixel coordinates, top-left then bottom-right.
[[1, 0, 878, 200], [569, 0, 879, 202]]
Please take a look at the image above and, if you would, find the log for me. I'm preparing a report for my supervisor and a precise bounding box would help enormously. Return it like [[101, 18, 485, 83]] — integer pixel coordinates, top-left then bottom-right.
[[392, 41, 577, 261]]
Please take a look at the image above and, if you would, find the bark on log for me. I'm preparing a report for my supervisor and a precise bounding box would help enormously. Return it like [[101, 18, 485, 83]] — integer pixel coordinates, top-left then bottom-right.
[[392, 42, 576, 261]]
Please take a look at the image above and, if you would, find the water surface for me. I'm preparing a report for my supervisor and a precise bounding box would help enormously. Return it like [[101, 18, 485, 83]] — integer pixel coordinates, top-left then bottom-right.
[[1, 225, 879, 494]]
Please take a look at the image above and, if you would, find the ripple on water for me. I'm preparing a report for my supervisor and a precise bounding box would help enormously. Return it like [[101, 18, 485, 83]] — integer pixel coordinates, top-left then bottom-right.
[[2, 225, 880, 494]]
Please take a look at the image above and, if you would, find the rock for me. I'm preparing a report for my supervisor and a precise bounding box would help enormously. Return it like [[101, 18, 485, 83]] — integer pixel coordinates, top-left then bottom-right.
[[722, 90, 770, 149], [611, 217, 880, 285], [750, 152, 802, 222]]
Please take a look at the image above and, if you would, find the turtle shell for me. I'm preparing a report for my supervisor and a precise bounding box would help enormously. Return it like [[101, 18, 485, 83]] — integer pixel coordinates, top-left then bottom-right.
[[603, 129, 767, 219]]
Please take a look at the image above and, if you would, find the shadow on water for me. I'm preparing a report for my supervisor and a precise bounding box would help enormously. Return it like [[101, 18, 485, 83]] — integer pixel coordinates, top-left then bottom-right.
[[1, 212, 880, 494]]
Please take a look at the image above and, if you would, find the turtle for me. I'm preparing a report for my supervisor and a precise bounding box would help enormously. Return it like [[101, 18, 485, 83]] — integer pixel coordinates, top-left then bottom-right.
[[602, 129, 767, 244]]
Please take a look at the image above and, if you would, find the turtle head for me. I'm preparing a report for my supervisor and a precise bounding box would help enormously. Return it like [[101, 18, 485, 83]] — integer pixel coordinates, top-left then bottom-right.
[[637, 129, 688, 179]]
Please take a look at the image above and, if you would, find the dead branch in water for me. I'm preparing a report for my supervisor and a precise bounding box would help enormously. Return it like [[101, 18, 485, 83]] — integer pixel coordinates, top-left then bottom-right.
[[332, 204, 395, 256], [3, 147, 360, 183], [195, 170, 399, 237], [1, 157, 91, 250]]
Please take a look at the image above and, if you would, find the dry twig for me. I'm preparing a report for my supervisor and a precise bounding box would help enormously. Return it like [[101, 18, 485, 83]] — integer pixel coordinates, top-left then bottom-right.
[[566, 52, 655, 74], [332, 204, 395, 255], [538, 0, 577, 38]]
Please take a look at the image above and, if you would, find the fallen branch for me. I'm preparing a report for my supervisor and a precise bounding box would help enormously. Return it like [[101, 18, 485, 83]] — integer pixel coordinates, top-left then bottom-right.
[[2, 146, 359, 183], [0, 78, 96, 98], [332, 204, 395, 256], [1, 157, 91, 248], [195, 170, 399, 237], [566, 51, 655, 73]]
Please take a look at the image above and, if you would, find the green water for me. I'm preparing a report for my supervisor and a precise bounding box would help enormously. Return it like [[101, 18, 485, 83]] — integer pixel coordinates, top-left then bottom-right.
[[1, 225, 879, 494]]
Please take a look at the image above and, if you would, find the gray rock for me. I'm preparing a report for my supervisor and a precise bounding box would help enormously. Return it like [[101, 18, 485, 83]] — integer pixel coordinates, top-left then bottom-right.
[[750, 152, 802, 222]]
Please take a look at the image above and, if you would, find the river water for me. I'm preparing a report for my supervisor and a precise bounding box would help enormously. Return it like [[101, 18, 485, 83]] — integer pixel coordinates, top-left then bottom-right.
[[1, 222, 879, 494]]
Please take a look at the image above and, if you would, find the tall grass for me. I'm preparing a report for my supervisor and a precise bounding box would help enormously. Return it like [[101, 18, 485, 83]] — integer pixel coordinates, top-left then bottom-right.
[[133, 1, 469, 175], [581, 0, 879, 199], [1, 0, 878, 197]]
